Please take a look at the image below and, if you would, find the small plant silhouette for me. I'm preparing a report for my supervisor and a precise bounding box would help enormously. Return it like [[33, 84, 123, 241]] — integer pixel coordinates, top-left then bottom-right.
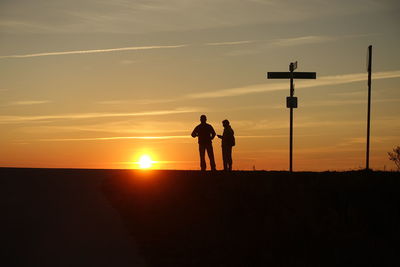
[[388, 146, 400, 171]]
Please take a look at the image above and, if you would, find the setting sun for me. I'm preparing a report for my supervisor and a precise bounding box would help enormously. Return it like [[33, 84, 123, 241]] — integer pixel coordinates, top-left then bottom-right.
[[138, 155, 153, 169]]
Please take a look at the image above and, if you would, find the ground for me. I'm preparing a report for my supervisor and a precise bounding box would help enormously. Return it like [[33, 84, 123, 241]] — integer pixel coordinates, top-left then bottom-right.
[[1, 168, 400, 266]]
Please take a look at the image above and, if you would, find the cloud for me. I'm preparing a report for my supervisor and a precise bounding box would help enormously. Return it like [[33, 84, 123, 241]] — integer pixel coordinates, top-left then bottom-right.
[[268, 34, 370, 47], [270, 35, 335, 47], [221, 34, 368, 57], [235, 119, 364, 132], [206, 40, 255, 46], [0, 44, 187, 59], [0, 108, 197, 123], [333, 135, 400, 148], [38, 135, 288, 142], [88, 69, 400, 106], [0, 0, 385, 35], [96, 100, 128, 105], [186, 70, 400, 99], [0, 33, 356, 61], [20, 120, 194, 135], [39, 135, 190, 142], [126, 70, 400, 105], [4, 100, 51, 106], [306, 98, 400, 107], [329, 91, 365, 97]]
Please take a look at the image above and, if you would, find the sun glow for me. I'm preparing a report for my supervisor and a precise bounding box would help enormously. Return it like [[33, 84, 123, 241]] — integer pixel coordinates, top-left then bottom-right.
[[138, 155, 153, 169]]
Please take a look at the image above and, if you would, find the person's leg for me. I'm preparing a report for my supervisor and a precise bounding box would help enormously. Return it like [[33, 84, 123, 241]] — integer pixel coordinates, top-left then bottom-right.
[[227, 146, 233, 171], [222, 146, 228, 171], [206, 143, 216, 170], [199, 144, 206, 171]]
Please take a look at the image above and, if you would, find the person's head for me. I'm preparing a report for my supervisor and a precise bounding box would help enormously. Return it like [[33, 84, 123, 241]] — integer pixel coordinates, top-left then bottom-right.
[[222, 119, 230, 127], [200, 115, 207, 123]]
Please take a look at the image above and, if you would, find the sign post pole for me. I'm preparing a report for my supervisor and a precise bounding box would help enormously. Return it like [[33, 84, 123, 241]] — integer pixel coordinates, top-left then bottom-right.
[[289, 62, 296, 172], [366, 45, 372, 171]]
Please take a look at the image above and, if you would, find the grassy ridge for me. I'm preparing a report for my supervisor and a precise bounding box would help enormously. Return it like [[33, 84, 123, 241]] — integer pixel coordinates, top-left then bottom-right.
[[103, 170, 400, 266], [1, 168, 399, 266]]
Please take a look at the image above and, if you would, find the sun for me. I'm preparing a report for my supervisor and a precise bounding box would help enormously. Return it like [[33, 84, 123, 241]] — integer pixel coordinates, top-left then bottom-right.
[[138, 155, 153, 169]]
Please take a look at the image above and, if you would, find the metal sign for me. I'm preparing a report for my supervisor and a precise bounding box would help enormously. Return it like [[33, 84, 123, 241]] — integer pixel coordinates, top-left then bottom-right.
[[267, 72, 316, 79], [286, 97, 298, 108]]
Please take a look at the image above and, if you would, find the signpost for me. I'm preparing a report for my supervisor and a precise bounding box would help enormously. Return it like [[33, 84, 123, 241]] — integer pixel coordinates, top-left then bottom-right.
[[366, 45, 372, 171], [267, 62, 316, 172]]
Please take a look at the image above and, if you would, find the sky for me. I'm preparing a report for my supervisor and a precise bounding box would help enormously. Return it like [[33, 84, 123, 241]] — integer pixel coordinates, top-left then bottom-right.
[[0, 0, 399, 171]]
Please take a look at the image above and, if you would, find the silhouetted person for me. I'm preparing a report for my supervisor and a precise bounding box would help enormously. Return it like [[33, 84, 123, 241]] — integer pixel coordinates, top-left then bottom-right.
[[217, 119, 235, 171], [191, 115, 216, 171]]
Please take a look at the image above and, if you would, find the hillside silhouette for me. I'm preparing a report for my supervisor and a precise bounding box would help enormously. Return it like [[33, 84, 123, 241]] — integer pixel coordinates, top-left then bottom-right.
[[2, 168, 400, 266]]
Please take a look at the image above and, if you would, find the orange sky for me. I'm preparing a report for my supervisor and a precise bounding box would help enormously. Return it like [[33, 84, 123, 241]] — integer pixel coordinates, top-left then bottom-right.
[[1, 0, 399, 171]]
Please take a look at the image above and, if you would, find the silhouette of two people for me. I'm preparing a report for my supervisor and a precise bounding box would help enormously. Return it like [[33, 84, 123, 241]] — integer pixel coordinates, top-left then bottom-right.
[[191, 115, 216, 171], [191, 115, 235, 171]]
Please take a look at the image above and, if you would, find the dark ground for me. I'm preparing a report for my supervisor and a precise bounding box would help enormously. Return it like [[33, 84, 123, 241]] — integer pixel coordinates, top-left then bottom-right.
[[1, 168, 400, 266], [0, 168, 145, 267]]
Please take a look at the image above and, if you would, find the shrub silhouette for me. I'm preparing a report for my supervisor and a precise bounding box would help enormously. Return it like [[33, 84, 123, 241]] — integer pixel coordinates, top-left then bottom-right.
[[388, 146, 400, 170]]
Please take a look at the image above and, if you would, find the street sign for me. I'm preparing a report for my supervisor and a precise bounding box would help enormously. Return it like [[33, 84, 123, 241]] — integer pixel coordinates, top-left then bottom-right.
[[267, 72, 316, 79], [266, 61, 317, 172], [286, 96, 298, 108]]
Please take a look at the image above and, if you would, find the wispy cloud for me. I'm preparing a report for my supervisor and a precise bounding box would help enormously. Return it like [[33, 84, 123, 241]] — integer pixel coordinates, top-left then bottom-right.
[[37, 135, 287, 142], [0, 44, 187, 59], [306, 98, 400, 108], [270, 35, 335, 47], [125, 70, 400, 105], [0, 33, 362, 61], [329, 91, 365, 97], [270, 33, 374, 47], [20, 120, 193, 135], [235, 119, 364, 132], [186, 70, 400, 100], [0, 34, 347, 60], [3, 100, 51, 106], [96, 100, 128, 105], [39, 135, 190, 142], [0, 108, 197, 123], [1, 0, 383, 35], [206, 40, 255, 46]]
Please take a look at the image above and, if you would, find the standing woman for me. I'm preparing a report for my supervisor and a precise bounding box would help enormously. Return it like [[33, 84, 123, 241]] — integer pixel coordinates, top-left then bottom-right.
[[217, 119, 235, 171]]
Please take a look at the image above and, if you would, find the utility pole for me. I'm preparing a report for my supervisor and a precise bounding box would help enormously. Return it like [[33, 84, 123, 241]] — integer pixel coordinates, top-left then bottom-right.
[[267, 62, 316, 172], [366, 45, 372, 171]]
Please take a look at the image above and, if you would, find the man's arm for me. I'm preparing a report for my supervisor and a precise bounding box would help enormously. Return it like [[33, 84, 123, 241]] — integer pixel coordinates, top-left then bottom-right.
[[210, 125, 216, 140], [191, 126, 198, 138]]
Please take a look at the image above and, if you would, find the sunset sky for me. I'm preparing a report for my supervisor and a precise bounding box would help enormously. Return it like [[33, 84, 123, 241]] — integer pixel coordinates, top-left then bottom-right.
[[1, 0, 399, 171]]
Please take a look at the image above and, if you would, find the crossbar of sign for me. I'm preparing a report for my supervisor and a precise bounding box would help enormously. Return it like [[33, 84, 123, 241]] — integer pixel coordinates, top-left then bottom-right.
[[266, 72, 316, 79]]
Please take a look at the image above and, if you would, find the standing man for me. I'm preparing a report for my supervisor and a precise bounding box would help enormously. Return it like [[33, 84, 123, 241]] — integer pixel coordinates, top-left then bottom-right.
[[217, 119, 235, 171], [191, 115, 217, 171]]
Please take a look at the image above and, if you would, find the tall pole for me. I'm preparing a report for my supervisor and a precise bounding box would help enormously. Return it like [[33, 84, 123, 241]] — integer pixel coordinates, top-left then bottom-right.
[[289, 62, 294, 172], [366, 45, 372, 170]]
